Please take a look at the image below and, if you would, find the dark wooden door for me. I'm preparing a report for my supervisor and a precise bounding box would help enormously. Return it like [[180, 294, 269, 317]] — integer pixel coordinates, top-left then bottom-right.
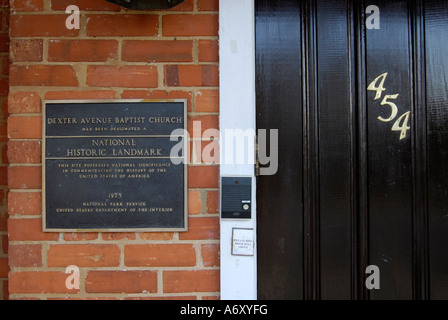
[[256, 0, 448, 299]]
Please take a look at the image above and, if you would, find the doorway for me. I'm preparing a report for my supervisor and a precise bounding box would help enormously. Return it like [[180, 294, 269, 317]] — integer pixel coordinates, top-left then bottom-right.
[[256, 0, 448, 299]]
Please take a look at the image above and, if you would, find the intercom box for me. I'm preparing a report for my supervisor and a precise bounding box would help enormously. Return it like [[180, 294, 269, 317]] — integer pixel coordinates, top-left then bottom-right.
[[221, 176, 252, 219]]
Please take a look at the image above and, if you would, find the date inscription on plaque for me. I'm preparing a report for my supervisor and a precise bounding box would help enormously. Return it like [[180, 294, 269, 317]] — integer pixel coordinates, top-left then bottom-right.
[[43, 100, 187, 232]]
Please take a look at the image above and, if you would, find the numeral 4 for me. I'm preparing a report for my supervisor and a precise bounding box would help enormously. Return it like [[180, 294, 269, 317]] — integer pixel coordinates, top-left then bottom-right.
[[391, 111, 410, 140], [367, 72, 388, 100]]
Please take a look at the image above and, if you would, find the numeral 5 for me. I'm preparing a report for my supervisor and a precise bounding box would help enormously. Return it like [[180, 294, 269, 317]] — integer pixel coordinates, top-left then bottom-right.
[[377, 94, 399, 122]]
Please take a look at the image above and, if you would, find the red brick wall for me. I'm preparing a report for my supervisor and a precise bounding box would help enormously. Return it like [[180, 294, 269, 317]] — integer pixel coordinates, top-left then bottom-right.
[[0, 0, 9, 301], [7, 0, 219, 300]]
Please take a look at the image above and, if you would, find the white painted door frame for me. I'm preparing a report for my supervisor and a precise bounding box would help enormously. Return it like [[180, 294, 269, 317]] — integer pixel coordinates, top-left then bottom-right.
[[219, 0, 257, 300]]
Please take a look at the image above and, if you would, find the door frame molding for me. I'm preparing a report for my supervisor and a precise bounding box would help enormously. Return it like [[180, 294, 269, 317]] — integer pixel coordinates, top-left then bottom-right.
[[219, 0, 257, 299]]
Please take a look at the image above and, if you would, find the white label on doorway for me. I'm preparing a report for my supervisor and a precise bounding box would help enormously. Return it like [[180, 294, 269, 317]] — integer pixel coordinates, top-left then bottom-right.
[[232, 228, 254, 256]]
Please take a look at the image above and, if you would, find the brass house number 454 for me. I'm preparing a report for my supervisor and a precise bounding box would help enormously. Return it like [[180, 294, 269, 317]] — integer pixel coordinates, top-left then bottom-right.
[[367, 73, 411, 140]]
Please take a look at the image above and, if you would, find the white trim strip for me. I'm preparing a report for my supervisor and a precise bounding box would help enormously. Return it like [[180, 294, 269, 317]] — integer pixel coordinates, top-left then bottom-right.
[[219, 0, 257, 300]]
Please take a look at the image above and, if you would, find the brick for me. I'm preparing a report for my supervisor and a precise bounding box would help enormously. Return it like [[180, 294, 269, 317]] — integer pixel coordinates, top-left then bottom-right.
[[190, 139, 204, 164], [9, 244, 42, 267], [179, 217, 219, 240], [48, 40, 118, 62], [1, 235, 8, 255], [51, 0, 121, 11], [201, 244, 220, 267], [0, 78, 8, 97], [47, 244, 120, 267], [0, 102, 7, 122], [87, 14, 158, 37], [122, 40, 193, 62], [165, 65, 219, 87], [11, 0, 43, 11], [8, 141, 41, 164], [203, 295, 220, 300], [9, 271, 79, 294], [163, 14, 218, 37], [10, 65, 78, 87], [198, 40, 219, 62], [0, 258, 8, 278], [125, 244, 196, 267], [2, 56, 10, 76], [86, 271, 157, 293], [55, 297, 116, 300], [198, 0, 219, 11], [2, 280, 9, 300], [165, 65, 179, 86], [193, 139, 219, 165], [198, 65, 219, 87], [64, 232, 98, 241], [206, 191, 219, 213], [8, 92, 41, 114], [0, 167, 6, 186], [102, 232, 136, 240], [0, 189, 5, 206], [163, 270, 219, 293], [8, 219, 58, 241], [188, 115, 219, 138], [0, 124, 7, 142], [0, 34, 9, 53], [1, 144, 7, 166], [0, 216, 6, 232], [8, 166, 42, 189], [3, 6, 10, 28], [139, 232, 173, 241], [120, 90, 192, 112], [195, 90, 219, 113], [188, 190, 202, 214], [8, 116, 42, 139], [8, 192, 41, 216], [10, 39, 42, 62], [45, 90, 116, 100], [188, 165, 219, 189], [87, 65, 158, 88], [10, 15, 79, 37]]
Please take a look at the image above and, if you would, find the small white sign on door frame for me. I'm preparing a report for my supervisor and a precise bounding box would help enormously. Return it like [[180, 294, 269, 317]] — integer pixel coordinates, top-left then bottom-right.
[[232, 228, 254, 256]]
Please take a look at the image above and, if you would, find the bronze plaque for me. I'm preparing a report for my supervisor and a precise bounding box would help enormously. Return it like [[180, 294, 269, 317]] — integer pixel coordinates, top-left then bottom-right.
[[43, 99, 187, 232]]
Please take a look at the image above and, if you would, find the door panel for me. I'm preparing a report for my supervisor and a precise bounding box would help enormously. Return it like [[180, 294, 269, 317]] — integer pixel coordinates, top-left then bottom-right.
[[426, 0, 448, 300], [256, 0, 303, 300], [316, 0, 353, 300], [365, 0, 413, 299], [256, 0, 448, 299]]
